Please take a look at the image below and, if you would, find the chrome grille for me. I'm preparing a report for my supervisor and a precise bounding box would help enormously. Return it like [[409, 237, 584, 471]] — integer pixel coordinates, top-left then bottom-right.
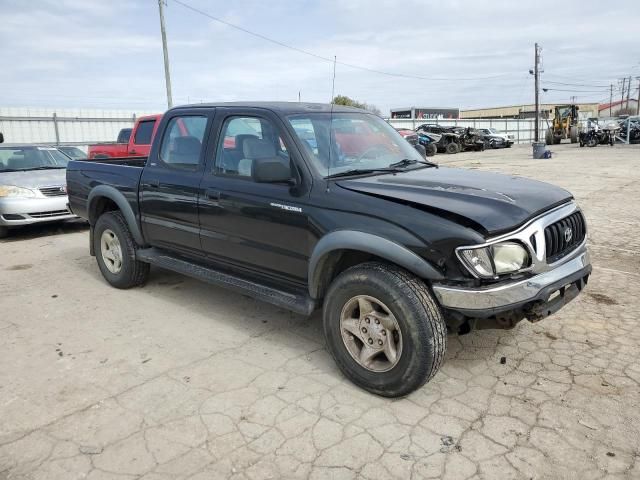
[[544, 211, 586, 262], [39, 186, 66, 197]]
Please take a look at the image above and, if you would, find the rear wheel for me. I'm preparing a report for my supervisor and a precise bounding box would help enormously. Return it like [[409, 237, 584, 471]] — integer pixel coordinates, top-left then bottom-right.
[[94, 211, 149, 288], [445, 142, 459, 154], [545, 129, 554, 145], [323, 262, 446, 397]]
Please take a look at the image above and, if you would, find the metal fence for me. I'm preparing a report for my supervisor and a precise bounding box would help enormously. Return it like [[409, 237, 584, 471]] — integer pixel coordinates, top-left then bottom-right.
[[387, 118, 548, 144], [1, 107, 556, 146], [0, 108, 154, 147]]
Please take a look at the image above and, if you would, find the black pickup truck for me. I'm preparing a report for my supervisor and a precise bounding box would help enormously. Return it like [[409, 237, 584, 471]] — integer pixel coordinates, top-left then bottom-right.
[[67, 102, 591, 397]]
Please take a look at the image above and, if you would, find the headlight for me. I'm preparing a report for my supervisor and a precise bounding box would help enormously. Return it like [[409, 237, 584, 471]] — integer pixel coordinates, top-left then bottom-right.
[[492, 243, 529, 274], [0, 185, 37, 198], [459, 242, 529, 278]]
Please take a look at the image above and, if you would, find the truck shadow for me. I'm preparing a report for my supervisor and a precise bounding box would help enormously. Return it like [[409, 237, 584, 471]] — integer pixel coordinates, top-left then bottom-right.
[[71, 250, 520, 389], [0, 220, 89, 243]]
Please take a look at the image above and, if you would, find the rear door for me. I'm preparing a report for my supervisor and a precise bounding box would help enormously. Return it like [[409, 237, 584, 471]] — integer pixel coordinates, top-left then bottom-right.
[[139, 109, 213, 254], [198, 108, 311, 283], [129, 117, 160, 157]]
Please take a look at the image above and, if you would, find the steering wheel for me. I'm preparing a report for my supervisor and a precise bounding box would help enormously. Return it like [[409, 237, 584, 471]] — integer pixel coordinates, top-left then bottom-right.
[[357, 144, 393, 162]]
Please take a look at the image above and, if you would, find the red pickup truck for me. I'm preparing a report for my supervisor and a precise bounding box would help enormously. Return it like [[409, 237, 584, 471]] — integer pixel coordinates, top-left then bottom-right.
[[88, 114, 162, 159]]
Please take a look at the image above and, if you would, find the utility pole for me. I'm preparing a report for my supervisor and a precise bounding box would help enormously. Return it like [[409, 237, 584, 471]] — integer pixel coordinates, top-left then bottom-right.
[[158, 0, 173, 109], [636, 77, 640, 116], [609, 84, 613, 116], [534, 43, 540, 142], [619, 77, 626, 115], [626, 76, 632, 110]]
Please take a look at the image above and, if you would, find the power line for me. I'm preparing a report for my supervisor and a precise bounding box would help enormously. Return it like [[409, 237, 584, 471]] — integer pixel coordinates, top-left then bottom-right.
[[542, 87, 610, 93], [170, 0, 517, 82], [543, 80, 609, 88]]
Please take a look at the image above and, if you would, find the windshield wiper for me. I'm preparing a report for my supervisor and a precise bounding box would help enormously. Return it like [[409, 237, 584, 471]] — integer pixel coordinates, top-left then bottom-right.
[[23, 166, 66, 170], [388, 158, 438, 169], [325, 167, 404, 179]]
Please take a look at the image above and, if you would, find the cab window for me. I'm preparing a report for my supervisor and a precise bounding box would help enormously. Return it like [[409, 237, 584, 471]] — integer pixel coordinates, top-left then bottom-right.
[[159, 116, 207, 170], [215, 116, 290, 179], [134, 120, 156, 145]]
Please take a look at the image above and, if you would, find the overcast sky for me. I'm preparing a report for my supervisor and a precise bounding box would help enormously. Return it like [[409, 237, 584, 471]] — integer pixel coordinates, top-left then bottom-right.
[[1, 0, 638, 115]]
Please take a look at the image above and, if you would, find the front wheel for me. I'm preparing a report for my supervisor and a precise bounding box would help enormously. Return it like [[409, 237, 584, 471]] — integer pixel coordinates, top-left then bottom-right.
[[425, 143, 437, 157], [323, 262, 447, 397], [94, 211, 149, 289]]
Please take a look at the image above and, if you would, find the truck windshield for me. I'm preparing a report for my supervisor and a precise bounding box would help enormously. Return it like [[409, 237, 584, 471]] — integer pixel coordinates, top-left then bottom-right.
[[0, 147, 70, 171], [287, 113, 424, 177]]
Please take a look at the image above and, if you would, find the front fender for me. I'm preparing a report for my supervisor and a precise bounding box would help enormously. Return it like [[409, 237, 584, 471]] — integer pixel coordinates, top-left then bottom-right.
[[308, 230, 444, 299], [88, 185, 145, 246]]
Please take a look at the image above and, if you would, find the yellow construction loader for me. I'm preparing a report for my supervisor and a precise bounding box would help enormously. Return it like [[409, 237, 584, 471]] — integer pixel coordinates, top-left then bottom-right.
[[546, 104, 579, 145]]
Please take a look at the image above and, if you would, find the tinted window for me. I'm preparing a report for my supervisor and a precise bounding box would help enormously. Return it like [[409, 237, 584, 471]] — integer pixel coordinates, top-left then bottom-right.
[[134, 120, 156, 145], [215, 116, 290, 179], [159, 116, 207, 170], [117, 128, 132, 144]]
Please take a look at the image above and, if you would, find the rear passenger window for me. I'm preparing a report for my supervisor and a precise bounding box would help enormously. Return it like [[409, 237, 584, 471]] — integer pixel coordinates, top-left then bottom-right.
[[215, 116, 290, 178], [134, 120, 156, 144], [159, 116, 207, 170]]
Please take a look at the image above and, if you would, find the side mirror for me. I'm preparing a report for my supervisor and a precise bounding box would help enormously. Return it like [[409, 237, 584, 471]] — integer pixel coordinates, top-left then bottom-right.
[[0, 132, 4, 144], [414, 144, 426, 158], [252, 158, 294, 184]]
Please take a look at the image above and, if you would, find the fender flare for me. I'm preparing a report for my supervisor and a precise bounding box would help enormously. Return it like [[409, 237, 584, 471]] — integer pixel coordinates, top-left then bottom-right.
[[308, 230, 444, 299], [88, 185, 145, 246]]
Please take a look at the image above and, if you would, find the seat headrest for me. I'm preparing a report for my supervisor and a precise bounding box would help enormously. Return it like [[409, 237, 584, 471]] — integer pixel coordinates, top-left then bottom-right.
[[173, 136, 201, 155], [243, 137, 276, 159], [234, 134, 259, 150]]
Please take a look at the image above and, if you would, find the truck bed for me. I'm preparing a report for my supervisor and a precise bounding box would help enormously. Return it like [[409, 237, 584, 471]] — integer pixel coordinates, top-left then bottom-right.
[[66, 158, 146, 221]]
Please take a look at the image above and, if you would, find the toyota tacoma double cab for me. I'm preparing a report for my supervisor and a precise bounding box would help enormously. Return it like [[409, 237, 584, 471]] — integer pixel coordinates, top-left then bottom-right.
[[67, 102, 591, 397]]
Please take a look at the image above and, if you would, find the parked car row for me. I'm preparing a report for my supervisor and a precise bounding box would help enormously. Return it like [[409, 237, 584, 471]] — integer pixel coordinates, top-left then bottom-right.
[[395, 124, 514, 156]]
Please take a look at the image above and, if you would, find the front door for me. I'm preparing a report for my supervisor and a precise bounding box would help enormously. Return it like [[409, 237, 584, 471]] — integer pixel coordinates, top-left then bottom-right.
[[198, 109, 311, 284], [139, 110, 212, 254]]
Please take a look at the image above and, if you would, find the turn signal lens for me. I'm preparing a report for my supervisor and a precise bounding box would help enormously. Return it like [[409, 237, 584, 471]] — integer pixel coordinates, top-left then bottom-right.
[[459, 247, 494, 277]]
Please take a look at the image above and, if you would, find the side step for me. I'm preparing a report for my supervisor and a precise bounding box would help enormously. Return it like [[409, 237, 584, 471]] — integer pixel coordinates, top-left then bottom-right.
[[136, 248, 316, 316]]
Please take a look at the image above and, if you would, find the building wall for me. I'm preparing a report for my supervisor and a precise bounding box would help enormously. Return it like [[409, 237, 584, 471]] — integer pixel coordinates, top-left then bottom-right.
[[460, 103, 599, 119]]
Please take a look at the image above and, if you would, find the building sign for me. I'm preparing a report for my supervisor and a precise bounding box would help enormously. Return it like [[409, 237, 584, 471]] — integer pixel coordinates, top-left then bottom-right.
[[390, 107, 459, 119]]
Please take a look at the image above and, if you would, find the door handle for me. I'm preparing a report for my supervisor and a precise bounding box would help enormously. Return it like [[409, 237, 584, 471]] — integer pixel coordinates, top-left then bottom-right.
[[147, 179, 159, 188], [130, 149, 137, 155]]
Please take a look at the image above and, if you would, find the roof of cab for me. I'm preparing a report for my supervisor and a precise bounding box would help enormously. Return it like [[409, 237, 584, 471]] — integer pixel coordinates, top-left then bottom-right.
[[169, 102, 370, 115]]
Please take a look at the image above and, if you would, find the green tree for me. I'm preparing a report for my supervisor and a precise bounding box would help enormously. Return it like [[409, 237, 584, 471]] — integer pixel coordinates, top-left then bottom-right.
[[332, 95, 381, 116]]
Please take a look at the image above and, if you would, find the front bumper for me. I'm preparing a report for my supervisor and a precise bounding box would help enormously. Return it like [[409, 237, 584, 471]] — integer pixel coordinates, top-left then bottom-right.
[[432, 249, 591, 319], [0, 196, 76, 227]]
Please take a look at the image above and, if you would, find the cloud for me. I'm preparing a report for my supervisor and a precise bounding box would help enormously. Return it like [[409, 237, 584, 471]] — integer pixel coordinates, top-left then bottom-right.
[[0, 0, 637, 113]]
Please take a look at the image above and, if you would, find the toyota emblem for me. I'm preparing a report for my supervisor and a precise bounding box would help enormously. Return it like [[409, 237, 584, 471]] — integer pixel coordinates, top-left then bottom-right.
[[564, 228, 573, 243]]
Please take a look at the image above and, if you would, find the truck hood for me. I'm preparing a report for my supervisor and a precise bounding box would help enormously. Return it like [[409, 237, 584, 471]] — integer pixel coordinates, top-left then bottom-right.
[[337, 167, 573, 235], [0, 168, 67, 189]]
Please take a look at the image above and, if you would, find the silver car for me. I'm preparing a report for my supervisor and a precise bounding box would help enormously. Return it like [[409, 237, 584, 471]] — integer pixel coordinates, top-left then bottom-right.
[[0, 146, 76, 238]]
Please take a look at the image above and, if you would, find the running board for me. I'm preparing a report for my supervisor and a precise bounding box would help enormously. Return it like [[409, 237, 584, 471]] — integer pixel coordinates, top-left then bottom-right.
[[136, 248, 316, 316]]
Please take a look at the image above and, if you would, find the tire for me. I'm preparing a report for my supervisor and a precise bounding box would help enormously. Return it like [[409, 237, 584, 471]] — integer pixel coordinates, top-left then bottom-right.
[[570, 126, 578, 143], [425, 143, 437, 157], [586, 137, 598, 148], [445, 142, 459, 154], [323, 262, 446, 397], [0, 226, 8, 239], [545, 129, 554, 146], [94, 211, 149, 289]]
